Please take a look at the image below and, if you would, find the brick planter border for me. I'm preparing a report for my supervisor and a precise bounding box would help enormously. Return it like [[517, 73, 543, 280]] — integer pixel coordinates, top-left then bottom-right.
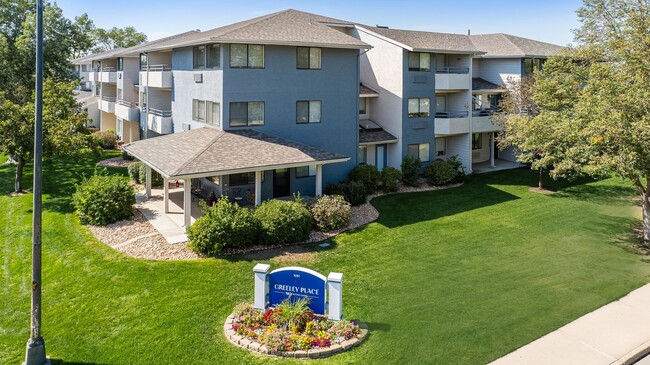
[[224, 314, 368, 358]]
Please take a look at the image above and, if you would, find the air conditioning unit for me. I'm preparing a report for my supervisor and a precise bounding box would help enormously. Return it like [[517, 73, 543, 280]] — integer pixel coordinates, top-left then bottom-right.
[[182, 123, 191, 131], [193, 73, 203, 83]]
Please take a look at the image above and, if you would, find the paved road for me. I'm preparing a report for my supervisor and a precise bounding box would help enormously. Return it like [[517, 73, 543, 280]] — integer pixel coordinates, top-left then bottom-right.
[[636, 354, 650, 365]]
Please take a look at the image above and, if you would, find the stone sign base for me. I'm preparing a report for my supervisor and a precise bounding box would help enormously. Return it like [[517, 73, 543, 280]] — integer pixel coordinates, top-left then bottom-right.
[[223, 314, 368, 358]]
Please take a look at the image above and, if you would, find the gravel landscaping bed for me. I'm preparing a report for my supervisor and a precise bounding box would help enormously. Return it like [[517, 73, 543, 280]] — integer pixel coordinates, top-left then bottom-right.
[[96, 156, 131, 168]]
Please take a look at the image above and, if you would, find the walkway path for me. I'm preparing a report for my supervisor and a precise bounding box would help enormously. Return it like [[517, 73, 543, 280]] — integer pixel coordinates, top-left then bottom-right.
[[490, 284, 650, 365]]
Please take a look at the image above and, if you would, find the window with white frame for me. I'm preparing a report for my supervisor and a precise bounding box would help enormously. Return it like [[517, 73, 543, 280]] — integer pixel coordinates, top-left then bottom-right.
[[407, 143, 430, 162], [230, 101, 264, 127], [296, 100, 321, 124], [359, 97, 367, 115], [193, 45, 206, 69], [435, 137, 447, 157], [472, 133, 483, 150], [206, 101, 220, 127], [296, 165, 316, 178], [116, 118, 123, 141], [192, 99, 206, 122], [408, 52, 431, 72], [230, 44, 264, 68], [296, 47, 321, 69], [408, 98, 431, 118]]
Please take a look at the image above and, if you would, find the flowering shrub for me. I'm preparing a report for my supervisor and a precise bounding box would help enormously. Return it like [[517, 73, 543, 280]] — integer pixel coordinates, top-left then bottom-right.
[[310, 195, 351, 232], [230, 300, 361, 353]]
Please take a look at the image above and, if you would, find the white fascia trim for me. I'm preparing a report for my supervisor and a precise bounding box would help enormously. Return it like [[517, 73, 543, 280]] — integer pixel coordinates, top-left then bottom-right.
[[354, 26, 414, 51], [214, 39, 372, 50], [359, 139, 398, 145], [413, 48, 485, 56], [359, 93, 379, 98]]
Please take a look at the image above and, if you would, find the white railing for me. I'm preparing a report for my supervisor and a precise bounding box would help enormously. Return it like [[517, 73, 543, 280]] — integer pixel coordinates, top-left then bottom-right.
[[145, 64, 172, 72], [118, 99, 137, 108], [435, 111, 469, 118], [436, 67, 469, 74], [101, 66, 116, 72], [145, 107, 172, 117], [101, 96, 117, 102]]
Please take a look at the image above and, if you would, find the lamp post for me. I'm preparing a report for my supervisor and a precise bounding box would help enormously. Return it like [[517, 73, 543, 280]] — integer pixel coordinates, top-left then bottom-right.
[[24, 0, 48, 364]]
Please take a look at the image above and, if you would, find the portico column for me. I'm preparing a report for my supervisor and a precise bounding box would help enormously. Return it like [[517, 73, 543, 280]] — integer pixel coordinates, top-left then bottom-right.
[[183, 178, 191, 230], [254, 171, 262, 206], [163, 178, 169, 213], [490, 133, 495, 168], [145, 166, 152, 198], [315, 164, 323, 196]]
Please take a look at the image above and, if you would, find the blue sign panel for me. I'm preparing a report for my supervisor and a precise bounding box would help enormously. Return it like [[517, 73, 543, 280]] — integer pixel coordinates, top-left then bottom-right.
[[268, 267, 327, 315]]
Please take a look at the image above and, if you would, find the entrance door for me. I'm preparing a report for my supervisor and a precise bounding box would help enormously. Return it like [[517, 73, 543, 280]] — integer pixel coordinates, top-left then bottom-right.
[[435, 95, 447, 116], [273, 169, 290, 198], [376, 144, 386, 171]]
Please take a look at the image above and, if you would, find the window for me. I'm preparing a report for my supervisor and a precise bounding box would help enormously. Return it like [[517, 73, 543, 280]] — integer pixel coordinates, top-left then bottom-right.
[[407, 143, 430, 162], [192, 99, 206, 122], [95, 85, 100, 96], [408, 98, 431, 118], [408, 52, 431, 72], [193, 46, 206, 69], [116, 118, 123, 141], [435, 138, 447, 157], [229, 172, 263, 186], [296, 100, 321, 124], [117, 57, 124, 71], [206, 101, 220, 127], [230, 44, 264, 68], [117, 88, 123, 102], [488, 94, 500, 110], [230, 102, 264, 127], [139, 53, 148, 71], [207, 44, 220, 68], [81, 64, 88, 72], [359, 98, 367, 115], [358, 145, 367, 165], [297, 47, 321, 69], [296, 165, 316, 178], [472, 133, 483, 150]]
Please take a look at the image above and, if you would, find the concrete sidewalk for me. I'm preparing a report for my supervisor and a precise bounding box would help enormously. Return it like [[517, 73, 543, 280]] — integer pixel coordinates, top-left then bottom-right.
[[490, 284, 650, 365]]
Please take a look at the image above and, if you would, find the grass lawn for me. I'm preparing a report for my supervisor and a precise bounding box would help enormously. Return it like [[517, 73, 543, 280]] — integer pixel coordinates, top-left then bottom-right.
[[1, 152, 649, 364]]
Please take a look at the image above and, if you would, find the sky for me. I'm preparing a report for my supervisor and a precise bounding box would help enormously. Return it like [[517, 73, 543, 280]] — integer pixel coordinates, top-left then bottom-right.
[[55, 0, 583, 46]]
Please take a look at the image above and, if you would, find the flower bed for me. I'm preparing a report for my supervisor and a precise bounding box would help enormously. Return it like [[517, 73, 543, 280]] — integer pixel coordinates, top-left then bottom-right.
[[224, 301, 368, 358]]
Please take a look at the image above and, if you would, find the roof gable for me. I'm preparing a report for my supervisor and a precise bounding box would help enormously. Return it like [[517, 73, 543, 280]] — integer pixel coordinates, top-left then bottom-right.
[[470, 33, 563, 57]]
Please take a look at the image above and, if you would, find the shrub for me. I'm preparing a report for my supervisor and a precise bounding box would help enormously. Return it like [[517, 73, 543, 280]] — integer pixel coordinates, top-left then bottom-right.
[[137, 164, 163, 187], [401, 156, 422, 187], [92, 129, 117, 149], [380, 167, 402, 192], [187, 197, 259, 255], [447, 155, 466, 183], [348, 164, 380, 194], [122, 150, 134, 161], [424, 159, 457, 186], [324, 181, 367, 206], [72, 173, 135, 226], [253, 200, 312, 245], [311, 195, 351, 232], [128, 161, 144, 183]]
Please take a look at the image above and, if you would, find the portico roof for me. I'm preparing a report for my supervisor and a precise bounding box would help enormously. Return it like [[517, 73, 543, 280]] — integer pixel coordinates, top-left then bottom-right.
[[122, 128, 349, 179]]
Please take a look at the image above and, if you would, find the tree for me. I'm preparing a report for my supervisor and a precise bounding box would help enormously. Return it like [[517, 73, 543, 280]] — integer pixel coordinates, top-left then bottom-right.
[[93, 26, 147, 52], [70, 13, 97, 58], [498, 0, 650, 241], [0, 80, 98, 192]]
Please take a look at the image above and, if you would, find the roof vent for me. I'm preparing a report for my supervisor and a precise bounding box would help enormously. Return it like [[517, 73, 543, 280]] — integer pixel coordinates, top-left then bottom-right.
[[376, 25, 389, 29], [467, 29, 471, 36]]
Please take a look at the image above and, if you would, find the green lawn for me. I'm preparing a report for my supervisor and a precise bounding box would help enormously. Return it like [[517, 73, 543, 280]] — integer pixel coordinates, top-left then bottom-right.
[[1, 153, 649, 365]]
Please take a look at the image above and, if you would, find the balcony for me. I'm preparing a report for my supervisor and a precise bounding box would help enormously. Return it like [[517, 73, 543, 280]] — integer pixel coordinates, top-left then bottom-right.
[[434, 111, 469, 135], [472, 110, 503, 133], [146, 107, 173, 134], [115, 100, 140, 122], [88, 68, 100, 83], [100, 67, 117, 83], [99, 96, 116, 113], [140, 65, 172, 88], [435, 67, 470, 91]]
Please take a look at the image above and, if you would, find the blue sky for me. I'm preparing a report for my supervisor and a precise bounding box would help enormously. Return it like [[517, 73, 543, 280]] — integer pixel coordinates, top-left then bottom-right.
[[55, 0, 583, 46]]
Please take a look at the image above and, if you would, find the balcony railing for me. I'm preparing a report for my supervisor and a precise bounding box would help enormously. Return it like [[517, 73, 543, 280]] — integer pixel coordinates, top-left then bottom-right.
[[435, 67, 469, 74], [142, 64, 172, 72], [435, 111, 469, 118], [144, 107, 172, 117], [101, 96, 117, 102], [118, 99, 138, 108], [472, 109, 494, 117], [101, 67, 116, 72]]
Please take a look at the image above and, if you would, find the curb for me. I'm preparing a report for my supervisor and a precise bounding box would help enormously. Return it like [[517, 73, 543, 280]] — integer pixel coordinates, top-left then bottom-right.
[[616, 339, 650, 365]]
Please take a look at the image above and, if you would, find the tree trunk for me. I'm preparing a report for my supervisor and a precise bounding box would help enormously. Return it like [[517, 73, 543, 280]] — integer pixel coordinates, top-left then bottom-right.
[[643, 192, 650, 243], [538, 168, 544, 190], [14, 156, 25, 193]]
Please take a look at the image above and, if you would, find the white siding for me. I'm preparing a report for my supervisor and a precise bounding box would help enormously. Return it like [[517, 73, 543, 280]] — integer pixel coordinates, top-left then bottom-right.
[[445, 133, 471, 171], [477, 58, 521, 86], [171, 70, 223, 131]]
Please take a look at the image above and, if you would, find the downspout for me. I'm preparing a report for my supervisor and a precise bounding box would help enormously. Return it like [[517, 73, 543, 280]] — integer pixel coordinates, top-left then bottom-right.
[[144, 52, 150, 140]]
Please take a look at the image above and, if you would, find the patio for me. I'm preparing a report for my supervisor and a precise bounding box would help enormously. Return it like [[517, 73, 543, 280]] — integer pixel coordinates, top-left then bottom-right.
[[473, 158, 526, 173]]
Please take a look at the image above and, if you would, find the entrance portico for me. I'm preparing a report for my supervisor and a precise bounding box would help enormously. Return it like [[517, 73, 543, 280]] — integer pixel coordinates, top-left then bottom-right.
[[123, 128, 349, 232]]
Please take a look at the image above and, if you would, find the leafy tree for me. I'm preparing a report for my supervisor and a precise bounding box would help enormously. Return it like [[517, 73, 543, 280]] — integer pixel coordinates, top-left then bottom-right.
[[0, 80, 98, 192], [498, 0, 650, 241], [93, 26, 147, 52], [70, 13, 97, 58]]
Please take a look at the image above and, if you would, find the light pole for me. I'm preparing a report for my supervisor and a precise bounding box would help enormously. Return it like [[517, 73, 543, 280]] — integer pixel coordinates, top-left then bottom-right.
[[24, 0, 48, 364]]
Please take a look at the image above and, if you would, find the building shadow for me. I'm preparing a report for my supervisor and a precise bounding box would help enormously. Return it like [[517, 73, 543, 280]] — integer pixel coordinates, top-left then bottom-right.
[[50, 359, 111, 365]]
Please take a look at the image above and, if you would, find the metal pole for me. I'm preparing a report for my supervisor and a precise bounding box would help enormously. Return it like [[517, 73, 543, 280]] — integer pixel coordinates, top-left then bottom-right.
[[25, 0, 47, 364]]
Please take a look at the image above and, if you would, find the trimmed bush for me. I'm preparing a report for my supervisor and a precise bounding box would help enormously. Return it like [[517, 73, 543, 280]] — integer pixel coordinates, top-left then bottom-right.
[[380, 167, 402, 192], [138, 164, 163, 187], [324, 181, 367, 206], [128, 161, 144, 184], [311, 195, 351, 232], [425, 159, 457, 186], [401, 156, 422, 187], [447, 155, 466, 183], [122, 150, 134, 161], [187, 197, 259, 255], [348, 164, 381, 194], [72, 174, 135, 226], [92, 129, 117, 149], [253, 200, 312, 245]]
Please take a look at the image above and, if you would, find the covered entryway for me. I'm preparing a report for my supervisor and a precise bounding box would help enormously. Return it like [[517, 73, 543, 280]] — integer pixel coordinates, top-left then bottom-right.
[[123, 128, 349, 232]]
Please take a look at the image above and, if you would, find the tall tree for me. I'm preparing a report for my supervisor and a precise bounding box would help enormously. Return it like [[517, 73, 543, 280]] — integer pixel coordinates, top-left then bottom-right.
[[93, 26, 147, 52], [499, 0, 650, 242], [70, 13, 96, 58]]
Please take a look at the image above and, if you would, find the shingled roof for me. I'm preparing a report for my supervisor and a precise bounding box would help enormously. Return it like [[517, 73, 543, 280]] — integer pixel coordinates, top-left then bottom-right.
[[470, 33, 564, 58], [122, 128, 349, 178], [71, 48, 125, 64], [357, 26, 480, 54]]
